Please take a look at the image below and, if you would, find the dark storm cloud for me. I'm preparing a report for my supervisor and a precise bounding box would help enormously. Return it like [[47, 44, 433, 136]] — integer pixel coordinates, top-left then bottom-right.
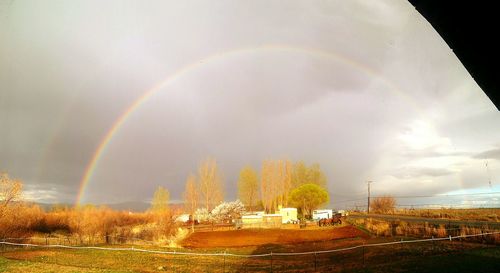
[[1, 0, 499, 205]]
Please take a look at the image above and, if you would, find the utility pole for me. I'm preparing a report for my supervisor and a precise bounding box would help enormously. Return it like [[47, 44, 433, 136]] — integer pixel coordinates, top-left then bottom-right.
[[367, 181, 373, 214]]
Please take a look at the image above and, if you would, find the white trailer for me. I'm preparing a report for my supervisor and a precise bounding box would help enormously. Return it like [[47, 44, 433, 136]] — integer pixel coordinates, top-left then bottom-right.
[[312, 209, 333, 220]]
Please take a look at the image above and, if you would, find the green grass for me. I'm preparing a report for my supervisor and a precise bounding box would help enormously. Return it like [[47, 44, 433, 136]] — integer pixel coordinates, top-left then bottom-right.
[[0, 242, 498, 272], [0, 255, 128, 273], [345, 247, 500, 273], [0, 247, 236, 273]]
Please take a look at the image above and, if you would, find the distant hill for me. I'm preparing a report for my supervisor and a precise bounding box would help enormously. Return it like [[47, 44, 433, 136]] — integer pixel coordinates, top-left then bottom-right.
[[105, 201, 185, 212], [30, 201, 185, 213], [105, 201, 150, 212]]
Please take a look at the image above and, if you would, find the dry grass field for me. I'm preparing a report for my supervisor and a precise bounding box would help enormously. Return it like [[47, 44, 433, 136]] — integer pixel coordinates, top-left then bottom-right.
[[1, 224, 499, 273], [390, 208, 499, 222]]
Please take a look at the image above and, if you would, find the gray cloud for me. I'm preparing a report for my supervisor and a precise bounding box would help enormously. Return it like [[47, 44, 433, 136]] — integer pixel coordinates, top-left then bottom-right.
[[473, 148, 500, 160], [390, 167, 455, 179], [1, 0, 499, 205], [398, 146, 470, 159]]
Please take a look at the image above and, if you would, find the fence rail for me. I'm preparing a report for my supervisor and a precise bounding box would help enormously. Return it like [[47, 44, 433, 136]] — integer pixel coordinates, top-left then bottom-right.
[[1, 231, 499, 258]]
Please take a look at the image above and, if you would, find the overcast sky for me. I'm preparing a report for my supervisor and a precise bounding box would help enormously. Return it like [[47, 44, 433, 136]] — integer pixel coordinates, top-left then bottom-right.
[[1, 0, 499, 208]]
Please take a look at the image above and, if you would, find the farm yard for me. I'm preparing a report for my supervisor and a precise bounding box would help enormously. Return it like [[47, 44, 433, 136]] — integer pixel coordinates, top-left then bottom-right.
[[1, 172, 499, 272], [3, 0, 500, 272], [181, 225, 368, 248], [1, 222, 499, 273]]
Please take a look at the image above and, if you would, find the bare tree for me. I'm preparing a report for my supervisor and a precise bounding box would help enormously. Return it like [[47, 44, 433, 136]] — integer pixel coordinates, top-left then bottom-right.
[[150, 186, 170, 213], [260, 160, 273, 213], [238, 166, 259, 212], [0, 172, 22, 218], [291, 161, 327, 188], [307, 163, 327, 187], [183, 174, 199, 231], [370, 196, 396, 214], [198, 158, 224, 211], [282, 160, 293, 207], [260, 160, 294, 213]]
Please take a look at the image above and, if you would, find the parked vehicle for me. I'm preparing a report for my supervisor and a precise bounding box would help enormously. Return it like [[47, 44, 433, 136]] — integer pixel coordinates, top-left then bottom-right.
[[318, 213, 342, 226], [337, 210, 349, 216]]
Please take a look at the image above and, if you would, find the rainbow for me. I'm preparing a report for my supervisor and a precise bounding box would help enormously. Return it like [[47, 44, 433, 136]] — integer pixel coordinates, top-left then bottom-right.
[[75, 44, 419, 205]]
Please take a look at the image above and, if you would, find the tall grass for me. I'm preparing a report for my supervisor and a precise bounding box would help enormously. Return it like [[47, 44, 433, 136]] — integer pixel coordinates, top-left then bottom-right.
[[350, 217, 499, 244], [0, 203, 180, 245], [394, 208, 499, 222]]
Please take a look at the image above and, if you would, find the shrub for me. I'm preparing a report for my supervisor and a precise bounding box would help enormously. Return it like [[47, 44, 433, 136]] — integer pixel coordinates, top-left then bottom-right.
[[365, 218, 391, 236], [370, 196, 396, 214]]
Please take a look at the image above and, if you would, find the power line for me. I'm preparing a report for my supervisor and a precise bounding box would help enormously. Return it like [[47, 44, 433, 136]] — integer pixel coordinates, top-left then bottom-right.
[[331, 191, 500, 199], [331, 191, 500, 208], [330, 193, 366, 198], [396, 203, 500, 207], [331, 198, 366, 204], [372, 191, 500, 199]]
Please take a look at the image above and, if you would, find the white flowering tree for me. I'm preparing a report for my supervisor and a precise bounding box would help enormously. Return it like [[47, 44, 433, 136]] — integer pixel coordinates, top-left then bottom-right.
[[211, 200, 245, 223], [194, 208, 212, 223]]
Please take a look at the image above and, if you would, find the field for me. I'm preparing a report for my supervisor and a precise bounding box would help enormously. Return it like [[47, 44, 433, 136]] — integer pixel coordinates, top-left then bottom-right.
[[181, 225, 368, 248], [359, 208, 500, 222], [1, 224, 499, 273]]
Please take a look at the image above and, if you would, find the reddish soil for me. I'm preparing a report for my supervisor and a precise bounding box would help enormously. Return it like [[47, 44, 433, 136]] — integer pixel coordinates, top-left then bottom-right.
[[181, 225, 369, 248]]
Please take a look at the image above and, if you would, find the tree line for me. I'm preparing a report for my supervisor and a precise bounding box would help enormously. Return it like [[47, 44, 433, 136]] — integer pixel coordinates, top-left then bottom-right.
[[0, 158, 330, 241], [177, 158, 330, 219], [0, 172, 178, 243]]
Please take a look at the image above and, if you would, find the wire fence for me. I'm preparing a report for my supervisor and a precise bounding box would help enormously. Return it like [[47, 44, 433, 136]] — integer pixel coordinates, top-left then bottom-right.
[[2, 218, 498, 248], [1, 231, 499, 272], [1, 219, 499, 248], [1, 231, 499, 257]]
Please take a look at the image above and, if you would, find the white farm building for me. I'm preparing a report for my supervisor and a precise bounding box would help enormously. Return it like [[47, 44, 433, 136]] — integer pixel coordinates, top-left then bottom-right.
[[312, 209, 333, 220], [278, 207, 298, 224]]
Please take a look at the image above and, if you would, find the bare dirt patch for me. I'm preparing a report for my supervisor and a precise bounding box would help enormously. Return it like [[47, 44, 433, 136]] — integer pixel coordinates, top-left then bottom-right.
[[181, 225, 368, 248]]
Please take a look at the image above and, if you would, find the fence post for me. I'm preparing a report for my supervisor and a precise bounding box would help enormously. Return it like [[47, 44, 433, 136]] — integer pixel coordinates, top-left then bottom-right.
[[362, 243, 365, 267], [223, 251, 226, 273], [314, 252, 317, 272], [270, 251, 273, 273]]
